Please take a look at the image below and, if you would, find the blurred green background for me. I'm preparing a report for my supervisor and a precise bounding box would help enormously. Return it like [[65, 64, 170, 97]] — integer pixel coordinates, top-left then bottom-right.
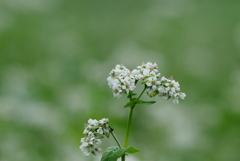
[[1, 0, 240, 161]]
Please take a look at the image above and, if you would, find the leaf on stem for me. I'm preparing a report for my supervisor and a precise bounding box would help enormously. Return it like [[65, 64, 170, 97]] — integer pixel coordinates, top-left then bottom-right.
[[124, 101, 135, 108], [125, 146, 140, 154], [136, 100, 156, 105], [101, 146, 140, 161], [123, 98, 137, 108], [124, 99, 156, 108]]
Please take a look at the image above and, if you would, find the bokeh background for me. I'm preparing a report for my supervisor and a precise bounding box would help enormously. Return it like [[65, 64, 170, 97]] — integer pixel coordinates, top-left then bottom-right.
[[1, 0, 240, 161]]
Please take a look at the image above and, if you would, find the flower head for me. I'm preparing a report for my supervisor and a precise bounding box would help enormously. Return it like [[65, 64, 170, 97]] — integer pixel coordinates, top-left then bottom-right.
[[107, 64, 136, 98], [135, 62, 160, 80], [107, 62, 186, 104], [80, 118, 110, 156], [158, 78, 186, 104]]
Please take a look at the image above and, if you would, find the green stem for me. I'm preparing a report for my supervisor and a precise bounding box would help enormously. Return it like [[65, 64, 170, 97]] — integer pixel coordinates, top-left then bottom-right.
[[123, 106, 135, 148], [137, 85, 147, 101], [121, 86, 147, 161], [109, 128, 122, 148]]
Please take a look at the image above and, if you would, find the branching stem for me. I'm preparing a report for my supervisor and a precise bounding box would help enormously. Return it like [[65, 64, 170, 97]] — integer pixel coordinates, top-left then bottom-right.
[[121, 86, 147, 161]]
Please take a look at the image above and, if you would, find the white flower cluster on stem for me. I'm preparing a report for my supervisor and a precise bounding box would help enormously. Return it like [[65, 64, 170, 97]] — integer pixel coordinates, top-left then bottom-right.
[[79, 118, 110, 156], [107, 62, 186, 104], [107, 65, 136, 98], [158, 77, 186, 104]]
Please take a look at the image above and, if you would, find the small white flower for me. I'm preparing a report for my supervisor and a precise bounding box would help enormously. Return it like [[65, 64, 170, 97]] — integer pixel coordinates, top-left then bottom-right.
[[97, 127, 103, 135], [179, 93, 186, 99], [142, 68, 151, 77], [83, 129, 89, 135], [146, 76, 159, 87], [92, 147, 102, 155], [137, 62, 158, 72], [131, 69, 141, 79], [88, 131, 95, 138], [113, 88, 122, 98], [79, 143, 90, 156], [160, 76, 168, 82], [158, 86, 166, 93], [94, 138, 102, 146], [173, 99, 179, 104], [80, 137, 86, 143], [99, 118, 109, 125], [88, 119, 99, 127], [165, 80, 179, 94]]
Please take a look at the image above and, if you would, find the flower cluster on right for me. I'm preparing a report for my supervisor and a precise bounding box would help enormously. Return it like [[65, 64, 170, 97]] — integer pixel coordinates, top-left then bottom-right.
[[107, 62, 186, 104]]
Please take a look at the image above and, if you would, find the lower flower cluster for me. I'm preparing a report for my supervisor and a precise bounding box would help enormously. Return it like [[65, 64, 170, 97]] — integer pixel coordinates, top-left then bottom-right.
[[79, 118, 110, 156]]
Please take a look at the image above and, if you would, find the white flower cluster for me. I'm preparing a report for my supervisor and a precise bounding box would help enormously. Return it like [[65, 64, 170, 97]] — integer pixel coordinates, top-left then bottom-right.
[[79, 118, 110, 156], [158, 77, 186, 104], [133, 62, 161, 97], [107, 64, 136, 98], [107, 62, 186, 104]]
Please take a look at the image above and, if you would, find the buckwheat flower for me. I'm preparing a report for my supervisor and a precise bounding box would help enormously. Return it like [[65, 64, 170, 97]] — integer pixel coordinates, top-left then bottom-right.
[[179, 92, 186, 99], [131, 69, 142, 79], [83, 129, 89, 135], [88, 119, 99, 127], [136, 62, 161, 83], [137, 62, 158, 73], [158, 77, 186, 104], [165, 79, 180, 95], [80, 136, 102, 156], [160, 76, 168, 82], [158, 85, 167, 94], [92, 147, 102, 156], [173, 99, 179, 104], [88, 131, 95, 138], [99, 118, 109, 126], [145, 76, 161, 97], [107, 64, 136, 98], [113, 87, 123, 98], [172, 92, 186, 104], [104, 129, 110, 137], [145, 75, 161, 87], [80, 118, 111, 156], [97, 127, 103, 135], [93, 138, 102, 146], [80, 142, 91, 156]]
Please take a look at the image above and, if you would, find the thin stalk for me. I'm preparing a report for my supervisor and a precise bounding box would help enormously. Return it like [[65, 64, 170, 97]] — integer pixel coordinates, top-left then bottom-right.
[[121, 86, 147, 161], [109, 128, 122, 148], [123, 106, 135, 148], [137, 85, 147, 101]]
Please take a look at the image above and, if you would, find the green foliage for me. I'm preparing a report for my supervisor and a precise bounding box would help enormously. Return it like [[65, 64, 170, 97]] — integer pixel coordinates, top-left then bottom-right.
[[124, 99, 156, 108], [101, 146, 140, 161]]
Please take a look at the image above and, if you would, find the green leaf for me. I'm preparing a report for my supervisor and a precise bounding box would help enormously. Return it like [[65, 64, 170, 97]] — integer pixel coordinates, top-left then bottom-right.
[[136, 100, 156, 105], [124, 101, 136, 108], [101, 146, 125, 161], [125, 146, 140, 154], [101, 146, 140, 161], [123, 98, 137, 108], [124, 99, 156, 108]]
